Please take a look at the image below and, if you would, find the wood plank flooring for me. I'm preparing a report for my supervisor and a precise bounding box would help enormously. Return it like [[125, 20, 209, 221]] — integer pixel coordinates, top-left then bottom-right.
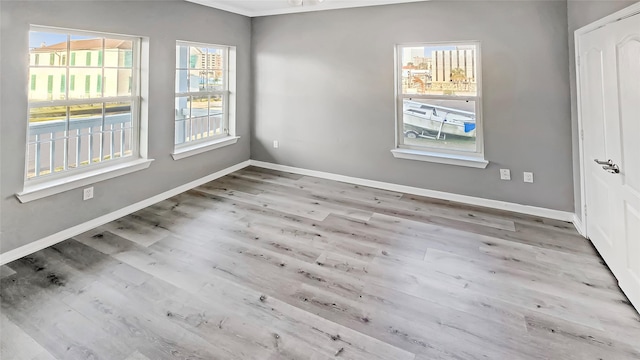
[[2, 166, 640, 360]]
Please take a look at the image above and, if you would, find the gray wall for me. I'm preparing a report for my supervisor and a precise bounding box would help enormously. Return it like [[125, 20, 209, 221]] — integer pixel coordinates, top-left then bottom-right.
[[567, 0, 637, 221], [251, 1, 574, 211], [0, 0, 251, 253]]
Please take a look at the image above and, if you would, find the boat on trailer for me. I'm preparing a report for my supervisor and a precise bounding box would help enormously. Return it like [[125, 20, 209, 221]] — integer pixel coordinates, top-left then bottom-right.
[[403, 99, 476, 139]]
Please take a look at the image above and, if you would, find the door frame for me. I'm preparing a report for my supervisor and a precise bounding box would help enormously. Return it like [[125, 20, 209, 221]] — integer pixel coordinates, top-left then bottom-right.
[[574, 1, 640, 237]]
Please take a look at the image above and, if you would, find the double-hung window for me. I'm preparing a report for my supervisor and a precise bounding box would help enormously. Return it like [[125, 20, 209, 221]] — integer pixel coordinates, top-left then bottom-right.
[[173, 41, 237, 159], [393, 42, 487, 168], [20, 27, 150, 202]]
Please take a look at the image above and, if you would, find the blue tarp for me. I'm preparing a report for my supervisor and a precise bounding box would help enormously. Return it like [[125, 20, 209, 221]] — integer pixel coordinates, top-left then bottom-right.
[[464, 122, 476, 133]]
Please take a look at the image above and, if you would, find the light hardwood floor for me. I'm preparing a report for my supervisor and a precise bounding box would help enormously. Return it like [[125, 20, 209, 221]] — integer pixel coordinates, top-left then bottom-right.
[[2, 166, 640, 360]]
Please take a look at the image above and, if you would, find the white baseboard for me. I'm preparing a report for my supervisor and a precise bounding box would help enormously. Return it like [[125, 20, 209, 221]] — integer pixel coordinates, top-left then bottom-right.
[[0, 160, 251, 266], [249, 160, 575, 223], [573, 214, 586, 238]]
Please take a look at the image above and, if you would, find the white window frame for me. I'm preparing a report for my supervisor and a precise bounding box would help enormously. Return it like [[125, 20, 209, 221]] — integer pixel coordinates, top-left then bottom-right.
[[172, 40, 238, 160], [17, 26, 152, 203], [392, 41, 488, 168]]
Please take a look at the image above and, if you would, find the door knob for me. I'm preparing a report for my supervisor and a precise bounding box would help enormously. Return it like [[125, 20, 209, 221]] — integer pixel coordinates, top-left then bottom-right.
[[594, 159, 613, 166], [602, 164, 620, 174]]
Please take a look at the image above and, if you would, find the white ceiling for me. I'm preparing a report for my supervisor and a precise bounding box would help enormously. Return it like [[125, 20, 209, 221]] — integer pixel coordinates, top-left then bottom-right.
[[186, 0, 429, 17]]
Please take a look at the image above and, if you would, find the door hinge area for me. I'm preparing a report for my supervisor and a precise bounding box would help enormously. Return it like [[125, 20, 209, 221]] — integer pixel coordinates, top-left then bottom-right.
[[584, 204, 587, 217], [580, 128, 584, 140]]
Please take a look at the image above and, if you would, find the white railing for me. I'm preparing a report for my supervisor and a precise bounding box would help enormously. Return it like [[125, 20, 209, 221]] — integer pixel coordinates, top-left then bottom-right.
[[28, 113, 131, 178]]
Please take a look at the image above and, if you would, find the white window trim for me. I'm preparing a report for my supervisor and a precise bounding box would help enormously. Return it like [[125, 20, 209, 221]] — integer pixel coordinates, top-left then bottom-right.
[[16, 158, 154, 203], [391, 148, 488, 168], [393, 41, 488, 168], [17, 26, 152, 201], [173, 41, 237, 158], [171, 135, 240, 160]]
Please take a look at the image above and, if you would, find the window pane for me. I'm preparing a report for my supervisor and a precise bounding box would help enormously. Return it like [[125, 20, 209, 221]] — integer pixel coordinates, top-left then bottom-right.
[[189, 46, 205, 69], [103, 102, 132, 160], [105, 102, 132, 128], [123, 50, 133, 68], [27, 106, 67, 178], [96, 74, 103, 95], [104, 68, 116, 95], [69, 103, 103, 129], [122, 126, 133, 155], [176, 45, 189, 69], [209, 95, 224, 135], [68, 68, 102, 99], [175, 96, 189, 120], [28, 107, 67, 136], [402, 98, 477, 152], [28, 135, 66, 178], [205, 47, 224, 90], [401, 45, 477, 97], [189, 95, 208, 142], [183, 119, 192, 144], [29, 32, 67, 67], [205, 69, 224, 91], [175, 69, 188, 93], [175, 69, 206, 92], [69, 34, 102, 67], [175, 120, 186, 145], [29, 68, 66, 101], [189, 70, 205, 92], [175, 96, 189, 145], [192, 116, 208, 141], [190, 95, 208, 118], [104, 68, 132, 97], [67, 129, 82, 169], [104, 39, 133, 67], [60, 74, 66, 93], [68, 103, 103, 169], [206, 48, 224, 68], [90, 125, 102, 164]]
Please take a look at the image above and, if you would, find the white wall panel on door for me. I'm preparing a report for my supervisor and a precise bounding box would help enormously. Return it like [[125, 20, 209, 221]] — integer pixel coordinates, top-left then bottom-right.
[[579, 10, 640, 313]]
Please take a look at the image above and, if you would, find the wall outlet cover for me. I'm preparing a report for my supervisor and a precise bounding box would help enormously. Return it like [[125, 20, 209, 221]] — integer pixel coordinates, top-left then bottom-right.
[[524, 172, 534, 183], [83, 187, 94, 200], [500, 169, 511, 181]]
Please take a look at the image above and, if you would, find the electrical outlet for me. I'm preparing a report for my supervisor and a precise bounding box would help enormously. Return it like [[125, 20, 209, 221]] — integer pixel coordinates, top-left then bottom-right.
[[524, 172, 534, 183], [83, 187, 94, 200], [500, 169, 511, 181], [273, 140, 279, 149]]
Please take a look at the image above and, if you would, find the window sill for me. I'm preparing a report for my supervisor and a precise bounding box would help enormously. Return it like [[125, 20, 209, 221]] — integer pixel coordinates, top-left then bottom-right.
[[171, 136, 239, 160], [391, 148, 489, 168], [16, 158, 154, 203]]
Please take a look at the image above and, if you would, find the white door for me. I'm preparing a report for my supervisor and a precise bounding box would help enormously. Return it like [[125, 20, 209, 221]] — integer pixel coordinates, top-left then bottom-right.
[[579, 12, 640, 312]]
